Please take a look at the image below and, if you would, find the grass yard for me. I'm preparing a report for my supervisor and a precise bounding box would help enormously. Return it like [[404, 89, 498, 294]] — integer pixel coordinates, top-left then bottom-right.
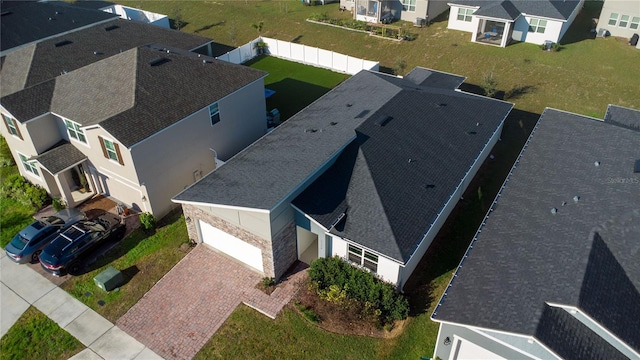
[[246, 55, 350, 120], [0, 307, 85, 360], [61, 211, 192, 323]]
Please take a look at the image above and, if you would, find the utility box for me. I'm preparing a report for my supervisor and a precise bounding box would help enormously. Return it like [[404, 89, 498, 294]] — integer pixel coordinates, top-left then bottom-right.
[[94, 266, 124, 292]]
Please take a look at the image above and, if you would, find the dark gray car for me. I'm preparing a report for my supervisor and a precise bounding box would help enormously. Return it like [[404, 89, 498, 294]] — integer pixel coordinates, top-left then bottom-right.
[[5, 208, 86, 264]]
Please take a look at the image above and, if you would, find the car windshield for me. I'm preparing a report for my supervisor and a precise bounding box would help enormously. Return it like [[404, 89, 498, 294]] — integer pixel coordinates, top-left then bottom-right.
[[10, 235, 29, 250]]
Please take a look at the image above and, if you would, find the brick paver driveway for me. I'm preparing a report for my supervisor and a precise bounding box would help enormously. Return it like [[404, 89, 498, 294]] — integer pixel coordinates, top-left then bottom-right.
[[117, 245, 306, 360]]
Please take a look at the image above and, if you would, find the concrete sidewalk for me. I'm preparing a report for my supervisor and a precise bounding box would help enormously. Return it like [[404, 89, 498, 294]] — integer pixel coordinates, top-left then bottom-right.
[[0, 252, 163, 360]]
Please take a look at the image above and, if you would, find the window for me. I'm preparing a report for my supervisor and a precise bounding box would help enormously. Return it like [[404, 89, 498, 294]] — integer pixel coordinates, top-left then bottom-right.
[[209, 103, 220, 126], [619, 15, 629, 28], [631, 16, 640, 30], [99, 136, 124, 165], [19, 153, 39, 177], [402, 0, 416, 12], [2, 114, 22, 139], [528, 18, 547, 33], [348, 244, 378, 273], [64, 119, 86, 143], [457, 8, 474, 22], [608, 13, 619, 26]]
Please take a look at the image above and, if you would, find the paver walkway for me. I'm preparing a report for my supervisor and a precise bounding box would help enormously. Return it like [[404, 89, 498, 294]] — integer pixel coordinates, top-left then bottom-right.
[[117, 245, 307, 360]]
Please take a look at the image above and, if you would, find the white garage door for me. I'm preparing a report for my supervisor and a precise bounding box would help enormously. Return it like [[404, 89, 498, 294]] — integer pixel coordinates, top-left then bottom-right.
[[199, 220, 264, 272]]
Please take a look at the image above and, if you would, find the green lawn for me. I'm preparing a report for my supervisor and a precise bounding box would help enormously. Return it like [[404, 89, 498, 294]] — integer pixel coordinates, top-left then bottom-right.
[[61, 211, 192, 323], [246, 55, 350, 120], [0, 307, 85, 360]]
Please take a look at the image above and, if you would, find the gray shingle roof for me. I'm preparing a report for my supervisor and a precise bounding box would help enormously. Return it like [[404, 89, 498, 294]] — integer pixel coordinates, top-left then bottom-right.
[[404, 67, 466, 89], [35, 141, 87, 175], [450, 0, 581, 21], [1, 80, 55, 121], [1, 18, 211, 96], [292, 84, 512, 263], [0, 1, 118, 53], [432, 108, 640, 354], [605, 104, 640, 131]]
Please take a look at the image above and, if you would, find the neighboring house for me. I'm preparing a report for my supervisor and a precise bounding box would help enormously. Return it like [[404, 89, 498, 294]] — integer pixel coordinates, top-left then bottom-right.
[[72, 1, 170, 28], [0, 0, 119, 56], [447, 0, 584, 47], [431, 105, 640, 359], [341, 0, 448, 24], [1, 37, 267, 216], [173, 67, 513, 288], [597, 0, 640, 40]]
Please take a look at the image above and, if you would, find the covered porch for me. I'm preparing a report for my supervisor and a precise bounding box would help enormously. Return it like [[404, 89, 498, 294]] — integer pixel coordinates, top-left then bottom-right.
[[474, 18, 512, 47], [354, 0, 393, 23], [35, 142, 95, 208]]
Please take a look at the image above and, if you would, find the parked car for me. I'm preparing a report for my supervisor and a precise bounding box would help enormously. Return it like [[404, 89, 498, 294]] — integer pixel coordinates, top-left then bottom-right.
[[39, 213, 125, 276], [5, 209, 86, 264]]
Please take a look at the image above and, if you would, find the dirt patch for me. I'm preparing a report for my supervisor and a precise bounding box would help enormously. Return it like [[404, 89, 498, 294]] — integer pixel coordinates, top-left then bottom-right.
[[294, 280, 405, 338]]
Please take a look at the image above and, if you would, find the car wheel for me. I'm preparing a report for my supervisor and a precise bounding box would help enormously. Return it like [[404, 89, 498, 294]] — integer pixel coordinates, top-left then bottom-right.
[[31, 250, 42, 263], [68, 261, 83, 275]]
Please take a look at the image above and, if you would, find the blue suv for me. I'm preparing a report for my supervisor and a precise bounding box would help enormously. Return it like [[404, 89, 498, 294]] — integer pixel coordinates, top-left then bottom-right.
[[40, 213, 125, 276]]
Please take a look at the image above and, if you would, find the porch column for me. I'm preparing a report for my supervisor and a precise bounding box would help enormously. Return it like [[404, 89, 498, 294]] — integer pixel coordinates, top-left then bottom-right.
[[501, 22, 511, 47], [54, 173, 75, 208]]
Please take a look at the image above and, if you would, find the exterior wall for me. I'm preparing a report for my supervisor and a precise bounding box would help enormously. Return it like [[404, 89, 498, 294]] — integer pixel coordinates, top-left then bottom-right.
[[331, 236, 402, 285], [426, 0, 450, 21], [341, 0, 356, 13], [130, 78, 266, 217], [514, 16, 565, 45], [205, 205, 271, 240], [400, 0, 428, 22], [182, 204, 275, 276], [448, 5, 480, 32], [296, 226, 316, 257], [270, 221, 298, 279], [598, 0, 640, 38], [24, 114, 64, 153], [558, 0, 584, 41]]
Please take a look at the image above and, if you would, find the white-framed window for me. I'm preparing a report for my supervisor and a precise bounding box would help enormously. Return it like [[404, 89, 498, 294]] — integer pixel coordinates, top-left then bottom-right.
[[457, 8, 474, 22], [209, 103, 220, 126], [2, 114, 22, 139], [64, 119, 86, 144], [608, 13, 619, 26], [631, 16, 640, 30], [528, 18, 547, 33], [402, 0, 416, 12], [347, 244, 378, 273], [18, 153, 39, 177], [619, 14, 629, 28]]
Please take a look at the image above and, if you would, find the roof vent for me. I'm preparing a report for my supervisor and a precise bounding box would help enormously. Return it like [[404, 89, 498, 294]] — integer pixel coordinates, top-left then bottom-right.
[[435, 103, 447, 108], [48, 17, 54, 21], [148, 57, 171, 67], [54, 40, 72, 47], [346, 103, 353, 107], [355, 110, 369, 119], [594, 161, 600, 167], [467, 131, 477, 135], [1, 11, 13, 16], [476, 122, 481, 126], [305, 128, 318, 133], [573, 195, 580, 203], [374, 115, 392, 127], [330, 121, 338, 126], [105, 24, 119, 31], [93, 51, 102, 56], [423, 184, 435, 189], [330, 212, 347, 230], [634, 159, 640, 173], [551, 207, 558, 215]]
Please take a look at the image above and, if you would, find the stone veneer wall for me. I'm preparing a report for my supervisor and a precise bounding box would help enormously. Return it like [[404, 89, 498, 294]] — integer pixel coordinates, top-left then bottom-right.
[[181, 204, 298, 280]]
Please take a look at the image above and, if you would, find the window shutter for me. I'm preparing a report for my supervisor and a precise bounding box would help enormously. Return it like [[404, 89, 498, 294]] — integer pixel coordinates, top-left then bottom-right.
[[2, 114, 22, 140], [114, 143, 124, 165], [99, 136, 108, 158]]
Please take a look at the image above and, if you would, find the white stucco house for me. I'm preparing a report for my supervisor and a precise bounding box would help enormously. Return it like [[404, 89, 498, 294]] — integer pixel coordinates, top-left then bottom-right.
[[340, 0, 449, 24], [173, 67, 513, 287], [447, 0, 584, 47], [597, 0, 640, 42], [1, 20, 267, 217]]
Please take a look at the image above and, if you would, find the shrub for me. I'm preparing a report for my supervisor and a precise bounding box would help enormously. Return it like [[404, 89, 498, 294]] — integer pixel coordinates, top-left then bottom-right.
[[52, 198, 66, 212], [261, 277, 275, 287], [309, 256, 409, 325], [295, 302, 320, 323], [139, 212, 156, 230], [481, 70, 498, 98], [2, 174, 49, 209], [25, 184, 48, 209]]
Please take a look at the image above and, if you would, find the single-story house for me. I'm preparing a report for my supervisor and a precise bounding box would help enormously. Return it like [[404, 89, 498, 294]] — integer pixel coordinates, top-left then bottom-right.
[[447, 0, 584, 47], [1, 34, 267, 216], [597, 0, 640, 43], [341, 0, 449, 24], [431, 105, 640, 359], [173, 67, 513, 289]]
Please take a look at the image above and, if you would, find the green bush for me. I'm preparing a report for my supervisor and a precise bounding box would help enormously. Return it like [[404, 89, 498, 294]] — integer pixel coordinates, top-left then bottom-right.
[[139, 212, 156, 230], [1, 173, 49, 209], [26, 184, 48, 209], [309, 256, 409, 325], [52, 198, 66, 212]]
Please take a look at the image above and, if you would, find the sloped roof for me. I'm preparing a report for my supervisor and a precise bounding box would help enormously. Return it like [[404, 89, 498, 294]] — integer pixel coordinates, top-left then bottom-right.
[[605, 104, 640, 131], [1, 18, 211, 96], [1, 46, 266, 147], [293, 84, 512, 263], [432, 108, 640, 355], [404, 66, 466, 89], [35, 141, 87, 175], [450, 0, 581, 21], [0, 1, 118, 53]]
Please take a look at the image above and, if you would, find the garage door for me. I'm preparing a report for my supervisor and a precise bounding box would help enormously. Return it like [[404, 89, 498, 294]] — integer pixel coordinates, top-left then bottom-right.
[[199, 220, 264, 272]]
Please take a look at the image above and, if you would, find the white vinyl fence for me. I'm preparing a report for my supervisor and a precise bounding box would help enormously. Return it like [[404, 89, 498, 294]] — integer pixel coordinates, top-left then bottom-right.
[[215, 37, 379, 75]]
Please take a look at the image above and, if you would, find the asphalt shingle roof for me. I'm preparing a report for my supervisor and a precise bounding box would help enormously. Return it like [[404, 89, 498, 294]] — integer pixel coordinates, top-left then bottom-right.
[[450, 0, 582, 21], [605, 104, 640, 131], [0, 1, 118, 53], [1, 18, 211, 96], [432, 107, 640, 354], [292, 84, 512, 263], [35, 141, 87, 175]]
